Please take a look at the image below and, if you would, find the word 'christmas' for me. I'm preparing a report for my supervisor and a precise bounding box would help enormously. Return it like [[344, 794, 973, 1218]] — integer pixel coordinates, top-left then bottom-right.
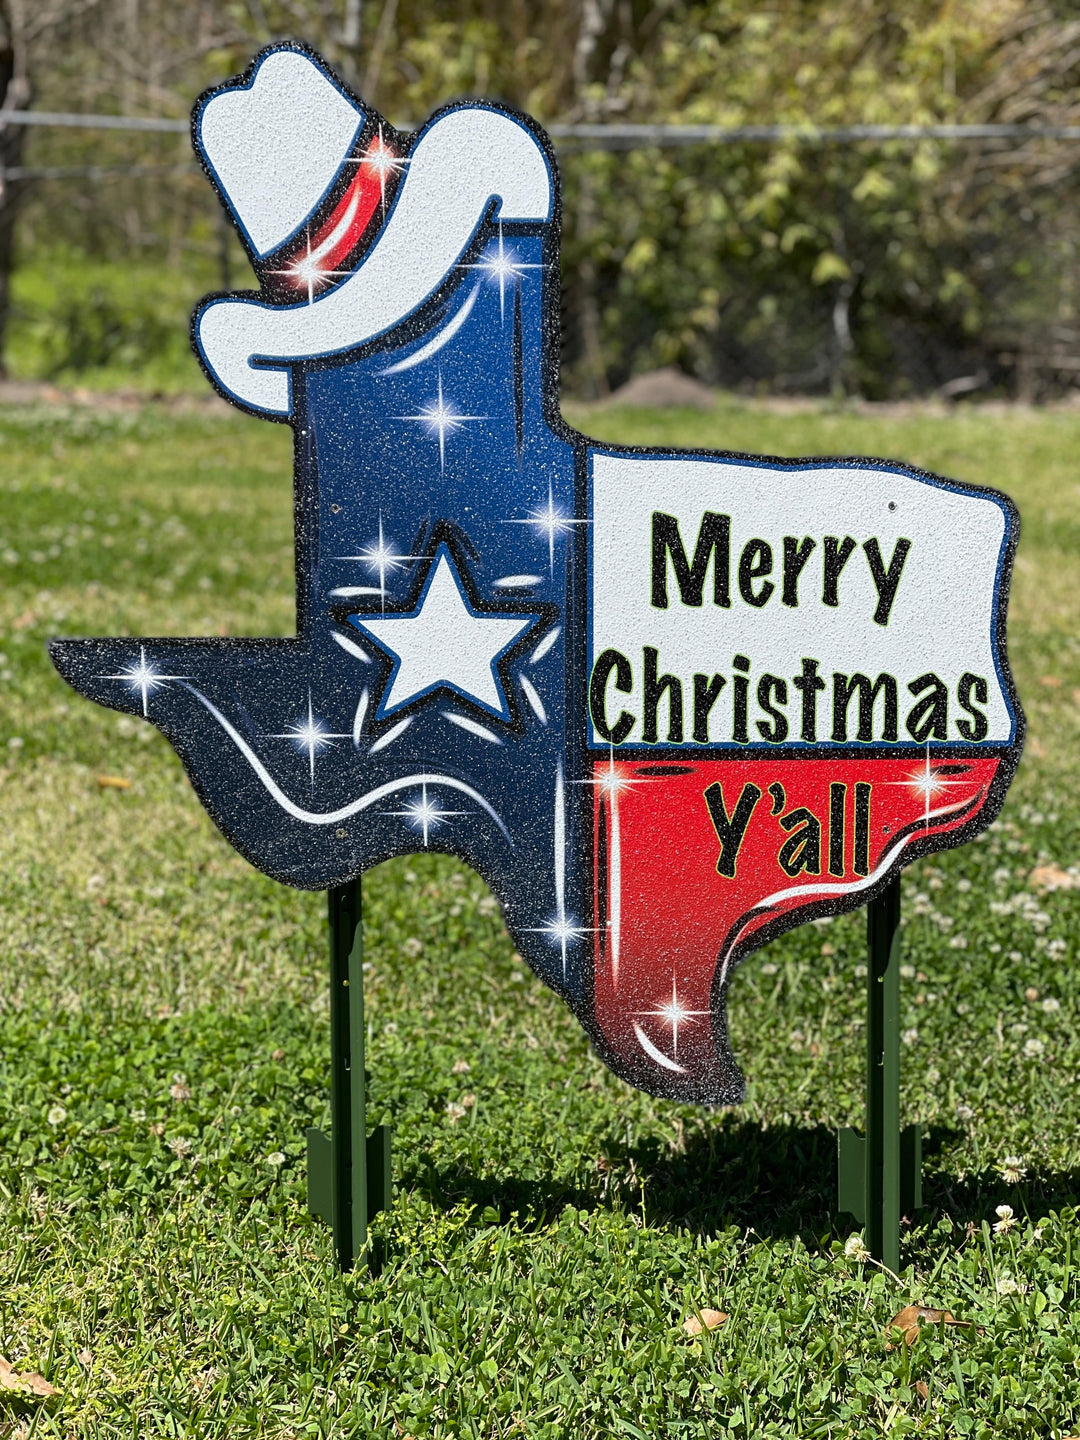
[[590, 651, 991, 747]]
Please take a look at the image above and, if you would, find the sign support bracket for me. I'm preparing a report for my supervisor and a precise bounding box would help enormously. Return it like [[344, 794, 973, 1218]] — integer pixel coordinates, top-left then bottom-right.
[[837, 876, 921, 1270], [305, 878, 392, 1271]]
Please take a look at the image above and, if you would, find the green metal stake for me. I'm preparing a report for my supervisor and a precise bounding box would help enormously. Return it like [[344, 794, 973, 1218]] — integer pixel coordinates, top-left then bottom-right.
[[306, 876, 392, 1271], [837, 875, 921, 1270], [865, 878, 902, 1270]]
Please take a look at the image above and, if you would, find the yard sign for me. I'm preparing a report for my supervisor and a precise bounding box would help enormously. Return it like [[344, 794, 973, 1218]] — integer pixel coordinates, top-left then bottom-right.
[[51, 45, 1023, 1110]]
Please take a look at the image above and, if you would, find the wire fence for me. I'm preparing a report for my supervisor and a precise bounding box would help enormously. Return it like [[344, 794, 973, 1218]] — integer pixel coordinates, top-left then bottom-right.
[[5, 162, 199, 181], [5, 109, 1080, 146], [548, 121, 1080, 146], [6, 110, 1079, 397], [4, 114, 1076, 183]]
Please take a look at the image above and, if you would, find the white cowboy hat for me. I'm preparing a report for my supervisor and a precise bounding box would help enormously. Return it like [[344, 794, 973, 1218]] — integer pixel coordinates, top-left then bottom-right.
[[196, 48, 365, 259]]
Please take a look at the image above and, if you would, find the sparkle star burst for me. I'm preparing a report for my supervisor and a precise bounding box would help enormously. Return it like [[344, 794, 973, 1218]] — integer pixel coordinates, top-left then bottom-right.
[[381, 780, 468, 847], [98, 645, 188, 716], [904, 762, 947, 803], [350, 125, 407, 210], [589, 751, 637, 801], [505, 479, 588, 575], [570, 750, 653, 991], [523, 912, 594, 979], [268, 693, 349, 786], [462, 223, 544, 322], [335, 512, 419, 610], [396, 372, 486, 471], [636, 977, 711, 1059], [888, 742, 971, 828], [267, 231, 350, 305]]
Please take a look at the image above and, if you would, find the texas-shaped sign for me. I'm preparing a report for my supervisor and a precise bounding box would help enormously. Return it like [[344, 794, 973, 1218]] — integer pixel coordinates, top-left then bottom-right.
[[51, 44, 1023, 1105]]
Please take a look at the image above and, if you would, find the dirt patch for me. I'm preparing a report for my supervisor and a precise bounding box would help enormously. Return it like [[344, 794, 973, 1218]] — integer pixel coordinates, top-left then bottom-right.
[[605, 367, 717, 410]]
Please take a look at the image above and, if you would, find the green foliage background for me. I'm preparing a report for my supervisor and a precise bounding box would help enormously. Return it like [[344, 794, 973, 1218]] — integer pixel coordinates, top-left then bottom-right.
[[11, 0, 1080, 398]]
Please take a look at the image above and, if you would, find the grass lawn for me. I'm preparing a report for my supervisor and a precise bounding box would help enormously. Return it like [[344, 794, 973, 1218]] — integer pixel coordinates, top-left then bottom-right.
[[1, 396, 1079, 1436]]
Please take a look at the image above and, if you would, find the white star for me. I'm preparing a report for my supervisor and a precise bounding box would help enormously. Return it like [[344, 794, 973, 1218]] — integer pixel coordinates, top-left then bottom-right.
[[98, 645, 188, 716], [395, 372, 486, 471], [636, 977, 711, 1058], [381, 779, 468, 847], [351, 547, 535, 721], [267, 693, 350, 784], [505, 479, 588, 574]]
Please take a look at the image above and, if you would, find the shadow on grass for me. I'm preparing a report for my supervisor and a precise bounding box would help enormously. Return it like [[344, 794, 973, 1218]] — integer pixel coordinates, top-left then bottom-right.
[[400, 1119, 858, 1239], [399, 1119, 1080, 1241], [923, 1157, 1080, 1223]]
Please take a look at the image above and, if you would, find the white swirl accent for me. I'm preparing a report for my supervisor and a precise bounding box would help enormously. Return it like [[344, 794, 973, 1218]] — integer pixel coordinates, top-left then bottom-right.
[[529, 627, 560, 664], [608, 789, 622, 990], [554, 760, 565, 921], [520, 674, 547, 725], [632, 1023, 688, 1074], [376, 283, 480, 375], [714, 787, 985, 993], [368, 716, 412, 753], [175, 680, 512, 840], [351, 687, 368, 746], [443, 711, 503, 744], [332, 631, 371, 663]]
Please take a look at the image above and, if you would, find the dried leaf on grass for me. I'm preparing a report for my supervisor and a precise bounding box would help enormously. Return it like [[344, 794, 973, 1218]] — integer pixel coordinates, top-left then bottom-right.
[[1029, 864, 1080, 892], [0, 1355, 57, 1397], [96, 774, 132, 791], [683, 1308, 728, 1336], [915, 1380, 929, 1401], [886, 1305, 981, 1348]]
